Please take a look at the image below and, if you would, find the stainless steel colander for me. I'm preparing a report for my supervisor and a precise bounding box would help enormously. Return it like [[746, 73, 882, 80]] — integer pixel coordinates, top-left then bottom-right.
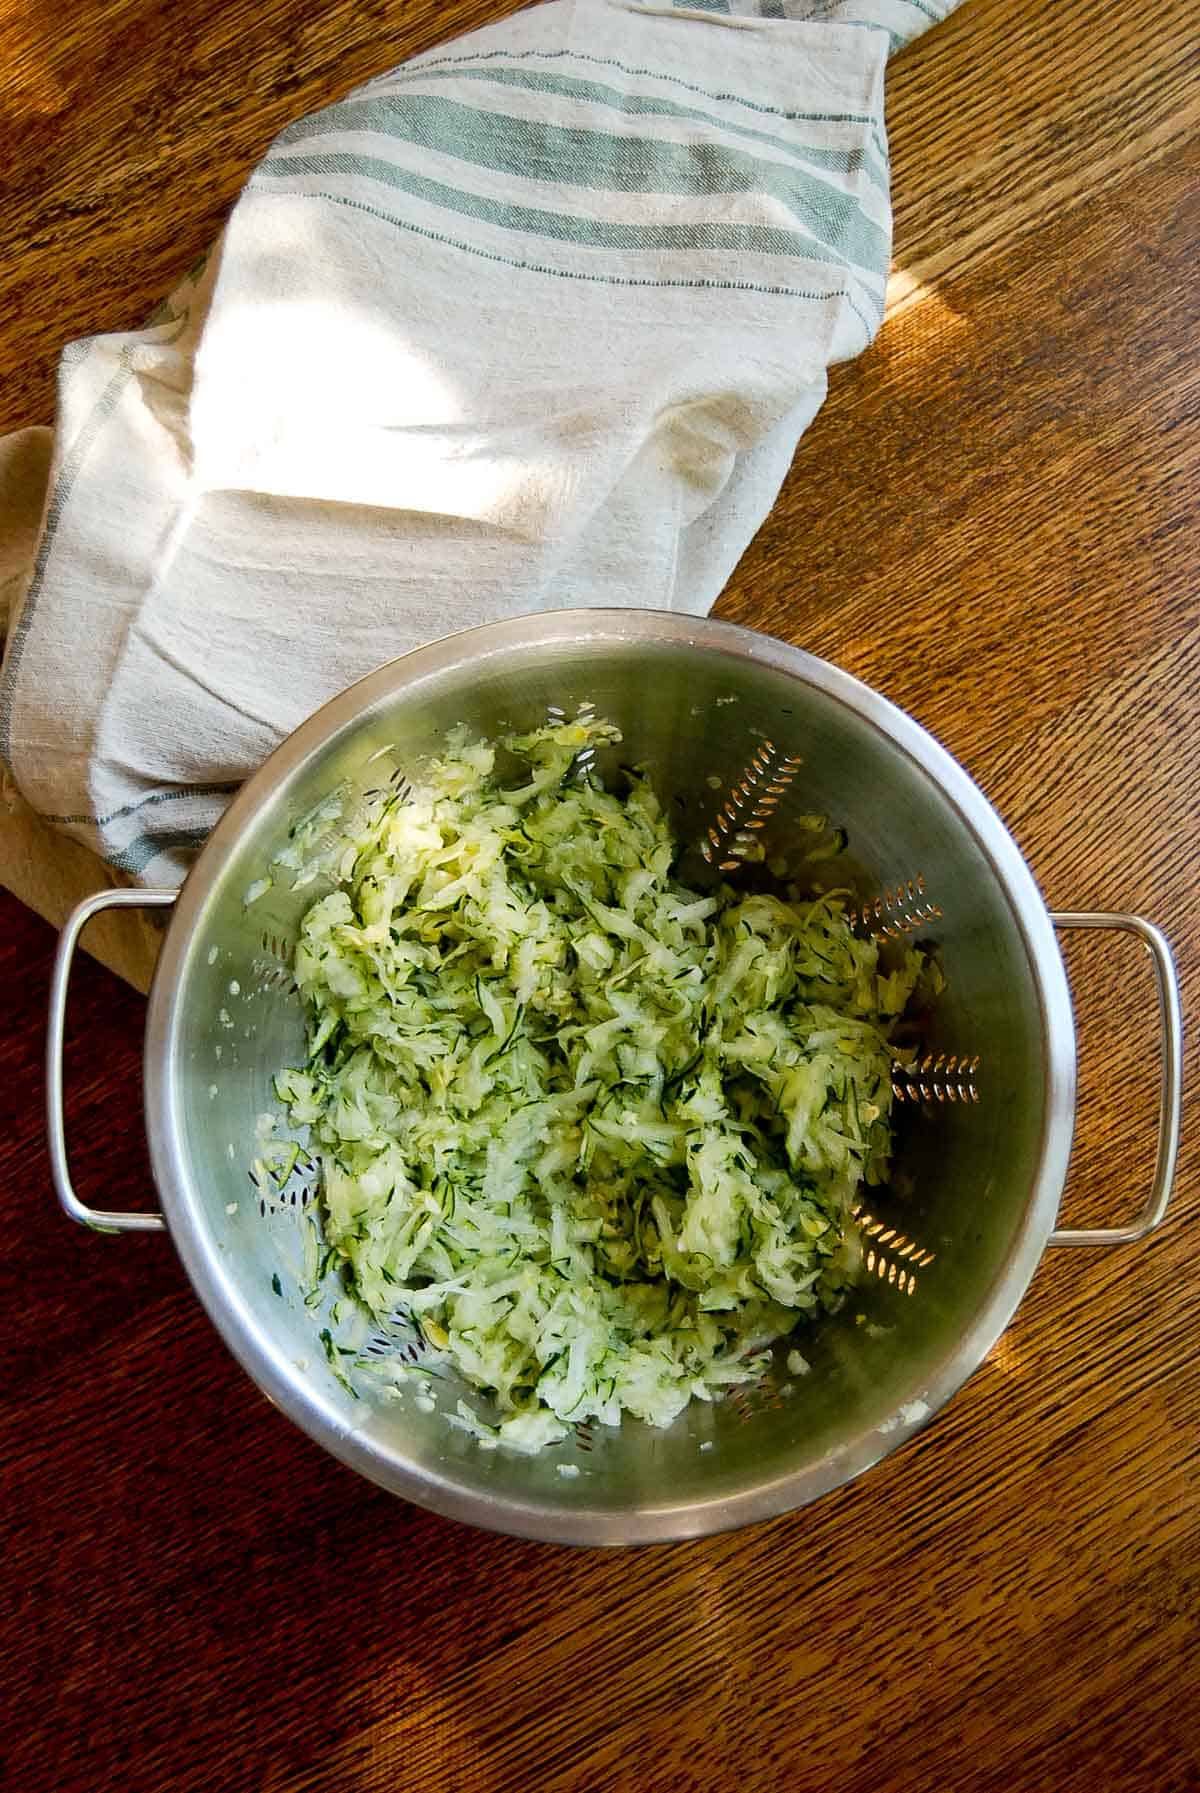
[[47, 612, 1182, 1545]]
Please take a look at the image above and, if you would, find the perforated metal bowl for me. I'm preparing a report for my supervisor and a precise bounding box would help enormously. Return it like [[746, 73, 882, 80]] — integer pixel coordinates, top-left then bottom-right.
[[47, 612, 1182, 1544]]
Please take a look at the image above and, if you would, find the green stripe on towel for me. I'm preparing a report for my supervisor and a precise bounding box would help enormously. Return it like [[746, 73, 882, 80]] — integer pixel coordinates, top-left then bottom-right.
[[273, 95, 886, 272], [380, 63, 889, 194], [257, 146, 878, 279]]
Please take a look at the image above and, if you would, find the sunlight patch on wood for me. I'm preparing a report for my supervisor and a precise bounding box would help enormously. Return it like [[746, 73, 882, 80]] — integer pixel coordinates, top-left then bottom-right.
[[885, 266, 967, 330]]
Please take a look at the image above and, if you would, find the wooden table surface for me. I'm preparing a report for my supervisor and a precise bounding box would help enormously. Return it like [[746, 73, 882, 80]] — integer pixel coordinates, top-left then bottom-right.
[[3, 2, 1198, 1788]]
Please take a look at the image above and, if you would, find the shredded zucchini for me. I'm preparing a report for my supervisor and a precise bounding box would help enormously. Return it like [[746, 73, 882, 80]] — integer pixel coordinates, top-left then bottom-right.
[[276, 717, 925, 1449]]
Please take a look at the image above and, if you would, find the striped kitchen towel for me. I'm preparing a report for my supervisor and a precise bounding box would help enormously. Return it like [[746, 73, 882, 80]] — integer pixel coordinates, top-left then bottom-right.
[[0, 0, 959, 887]]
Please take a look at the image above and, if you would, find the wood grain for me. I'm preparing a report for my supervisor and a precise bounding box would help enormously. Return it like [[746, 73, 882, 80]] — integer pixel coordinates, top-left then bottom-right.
[[1, 1, 1197, 1789]]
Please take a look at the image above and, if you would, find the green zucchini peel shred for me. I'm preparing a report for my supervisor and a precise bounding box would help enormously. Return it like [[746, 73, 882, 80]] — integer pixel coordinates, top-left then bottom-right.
[[276, 718, 924, 1449]]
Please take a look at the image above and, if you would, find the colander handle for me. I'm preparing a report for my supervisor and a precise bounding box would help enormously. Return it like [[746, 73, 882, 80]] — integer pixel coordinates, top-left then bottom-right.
[[1048, 911, 1183, 1248], [47, 886, 177, 1233]]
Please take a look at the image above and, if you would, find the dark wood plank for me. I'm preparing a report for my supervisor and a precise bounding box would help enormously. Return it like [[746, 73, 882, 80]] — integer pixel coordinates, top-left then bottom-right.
[[1, 1, 1197, 1789]]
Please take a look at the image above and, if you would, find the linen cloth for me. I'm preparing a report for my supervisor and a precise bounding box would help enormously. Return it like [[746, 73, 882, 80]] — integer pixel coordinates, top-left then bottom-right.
[[0, 0, 958, 976]]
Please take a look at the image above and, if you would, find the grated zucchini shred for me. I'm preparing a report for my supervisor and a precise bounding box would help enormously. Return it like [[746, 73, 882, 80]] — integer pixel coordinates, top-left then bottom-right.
[[275, 718, 925, 1450]]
